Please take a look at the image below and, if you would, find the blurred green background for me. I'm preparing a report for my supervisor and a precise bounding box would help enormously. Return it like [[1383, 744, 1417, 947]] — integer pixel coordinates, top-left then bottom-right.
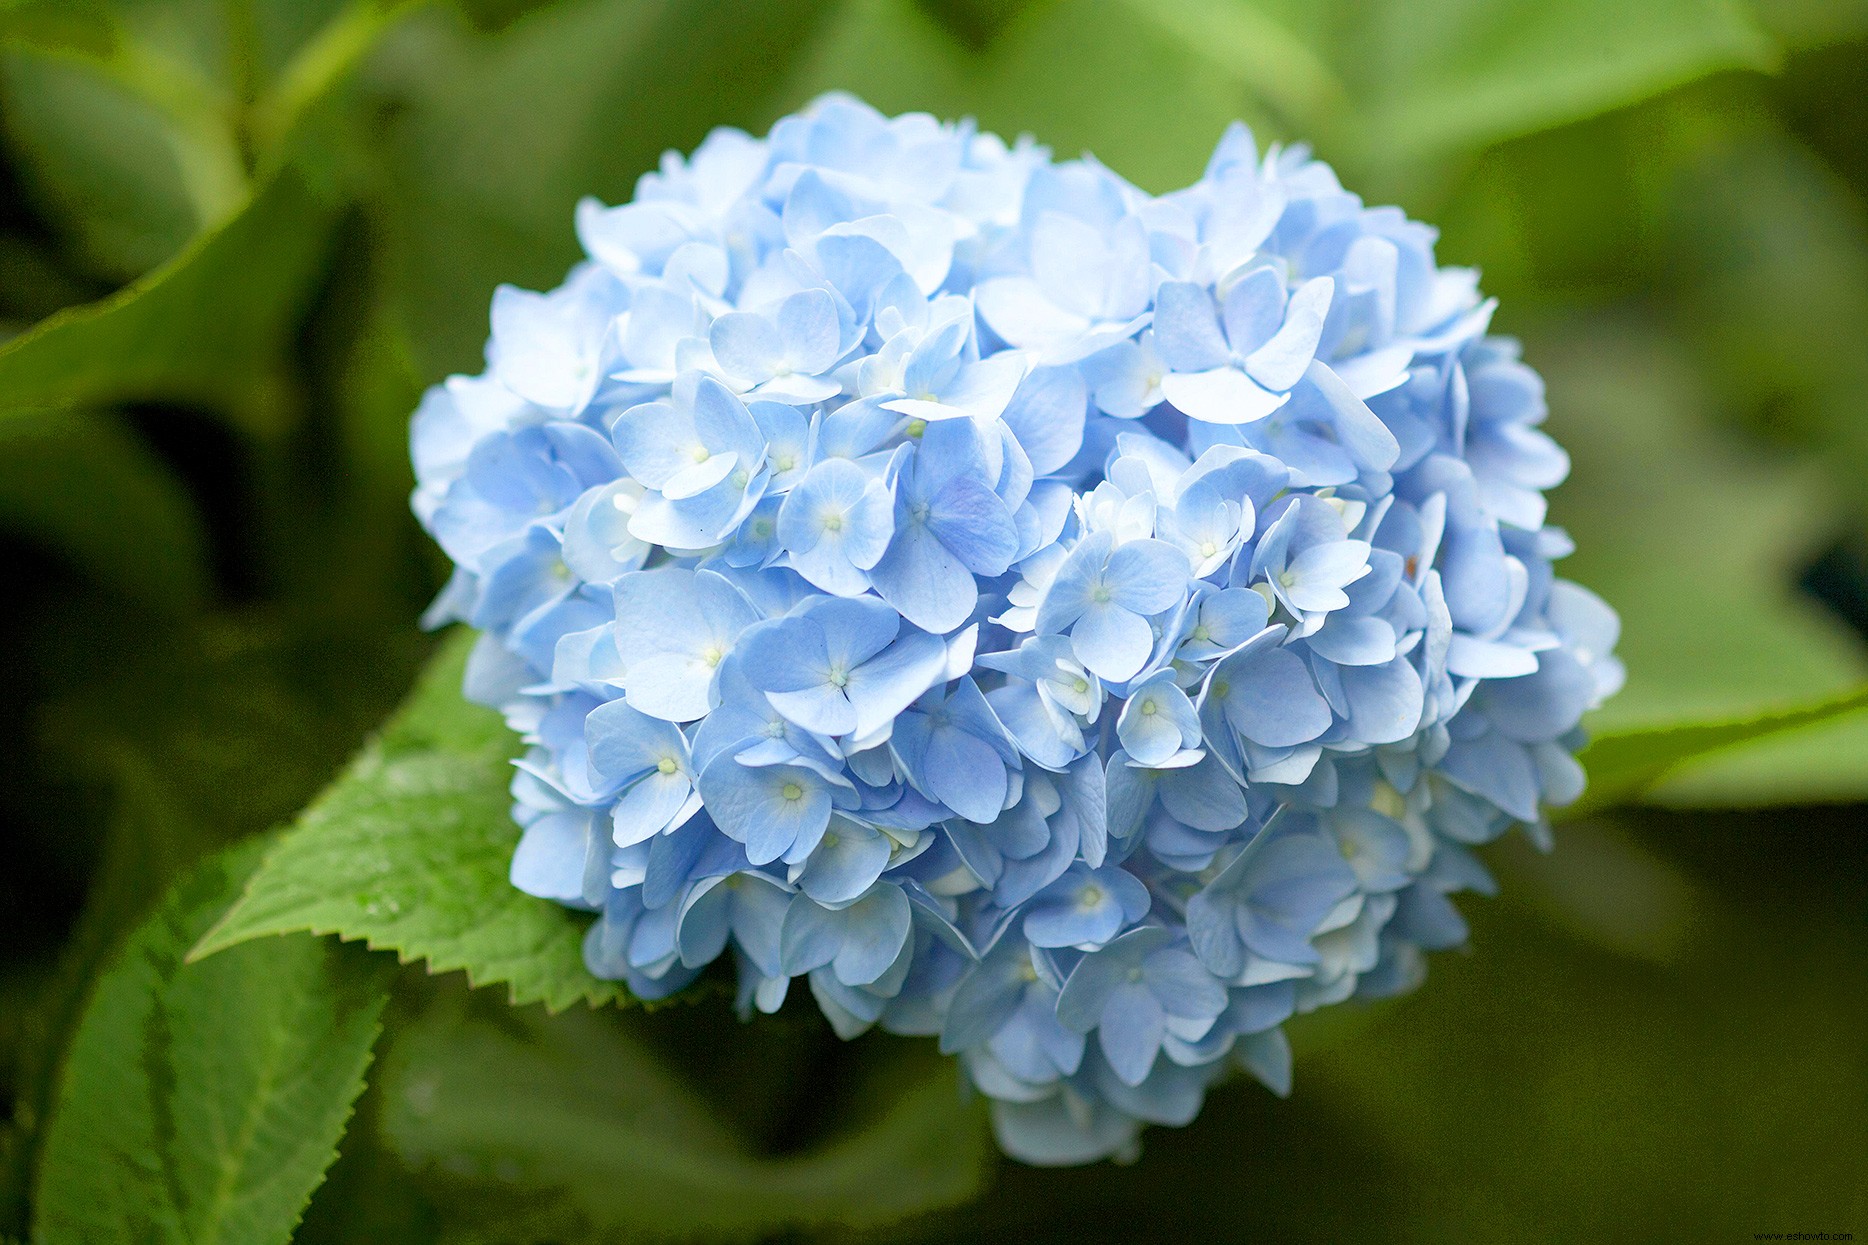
[[0, 0, 1864, 1241]]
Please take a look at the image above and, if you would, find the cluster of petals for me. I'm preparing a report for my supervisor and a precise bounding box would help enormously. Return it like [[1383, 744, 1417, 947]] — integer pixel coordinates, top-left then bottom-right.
[[412, 94, 1622, 1164]]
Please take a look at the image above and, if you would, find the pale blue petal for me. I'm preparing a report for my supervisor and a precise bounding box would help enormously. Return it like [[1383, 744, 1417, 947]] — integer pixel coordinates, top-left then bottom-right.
[[612, 771, 694, 848], [928, 475, 1020, 575], [777, 287, 842, 373], [1097, 983, 1166, 1086], [1070, 602, 1154, 683], [871, 521, 978, 634], [843, 630, 949, 738], [1104, 539, 1189, 615], [697, 758, 832, 866], [1216, 647, 1332, 747], [1219, 267, 1285, 356], [1244, 276, 1332, 391], [799, 819, 893, 905], [832, 884, 913, 985], [710, 311, 784, 383], [1152, 282, 1229, 372], [1162, 366, 1286, 426]]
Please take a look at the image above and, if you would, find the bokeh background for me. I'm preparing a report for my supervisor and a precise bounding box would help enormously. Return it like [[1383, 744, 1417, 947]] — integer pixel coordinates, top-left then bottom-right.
[[1, 0, 1864, 1241]]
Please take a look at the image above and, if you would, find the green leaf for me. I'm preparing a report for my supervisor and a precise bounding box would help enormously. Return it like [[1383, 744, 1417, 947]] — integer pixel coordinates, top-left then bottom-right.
[[0, 408, 208, 610], [375, 997, 992, 1242], [0, 2, 247, 279], [31, 837, 393, 1245], [0, 751, 200, 1235], [1664, 121, 1868, 508], [1333, 0, 1780, 165], [0, 0, 409, 280], [0, 163, 336, 436], [1569, 684, 1868, 816], [191, 629, 625, 1011], [368, 0, 843, 379], [1644, 699, 1868, 806], [1538, 315, 1868, 800]]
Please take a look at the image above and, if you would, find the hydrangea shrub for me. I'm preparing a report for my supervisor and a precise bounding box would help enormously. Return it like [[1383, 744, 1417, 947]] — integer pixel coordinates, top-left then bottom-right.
[[411, 94, 1622, 1164]]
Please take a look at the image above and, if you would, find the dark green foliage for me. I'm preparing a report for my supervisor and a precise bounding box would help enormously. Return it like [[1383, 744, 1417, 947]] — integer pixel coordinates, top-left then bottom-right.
[[31, 840, 393, 1245]]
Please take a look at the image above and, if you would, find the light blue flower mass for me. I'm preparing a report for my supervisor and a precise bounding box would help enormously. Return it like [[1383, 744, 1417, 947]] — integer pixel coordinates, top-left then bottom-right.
[[413, 94, 1620, 1166]]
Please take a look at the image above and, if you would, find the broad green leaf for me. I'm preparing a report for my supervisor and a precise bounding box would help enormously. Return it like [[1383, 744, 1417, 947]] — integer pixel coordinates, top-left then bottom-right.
[[0, 408, 208, 609], [995, 0, 1778, 176], [1569, 684, 1868, 816], [367, 0, 843, 379], [0, 0, 245, 278], [1538, 315, 1868, 800], [0, 0, 405, 280], [0, 163, 336, 436], [1646, 702, 1868, 805], [1331, 0, 1780, 166], [375, 997, 992, 1242], [31, 838, 393, 1245], [191, 629, 625, 1011]]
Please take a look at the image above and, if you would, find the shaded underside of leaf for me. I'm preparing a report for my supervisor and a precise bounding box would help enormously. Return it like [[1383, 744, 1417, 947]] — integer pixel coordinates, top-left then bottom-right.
[[191, 628, 628, 1012], [31, 837, 393, 1245]]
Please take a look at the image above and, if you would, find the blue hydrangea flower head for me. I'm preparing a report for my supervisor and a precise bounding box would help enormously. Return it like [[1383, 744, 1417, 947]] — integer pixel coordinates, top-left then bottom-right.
[[411, 93, 1622, 1165]]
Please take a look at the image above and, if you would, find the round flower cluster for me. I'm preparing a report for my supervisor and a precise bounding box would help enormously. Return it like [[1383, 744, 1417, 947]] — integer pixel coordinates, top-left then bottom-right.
[[411, 95, 1623, 1164]]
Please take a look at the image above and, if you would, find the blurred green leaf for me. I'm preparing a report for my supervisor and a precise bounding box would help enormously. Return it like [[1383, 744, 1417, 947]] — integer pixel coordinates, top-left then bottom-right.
[[192, 629, 626, 1011], [1111, 0, 1347, 130], [1663, 120, 1868, 504], [1328, 0, 1779, 166], [0, 1, 246, 278], [1571, 684, 1868, 815], [0, 0, 410, 280], [1, 602, 424, 1236], [29, 609, 427, 851], [1539, 314, 1868, 801], [367, 0, 841, 379], [782, 0, 1282, 195], [0, 408, 208, 609], [0, 164, 334, 436], [376, 999, 991, 1243], [1647, 703, 1868, 805], [911, 0, 1054, 49], [31, 837, 392, 1245], [1755, 0, 1868, 46]]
